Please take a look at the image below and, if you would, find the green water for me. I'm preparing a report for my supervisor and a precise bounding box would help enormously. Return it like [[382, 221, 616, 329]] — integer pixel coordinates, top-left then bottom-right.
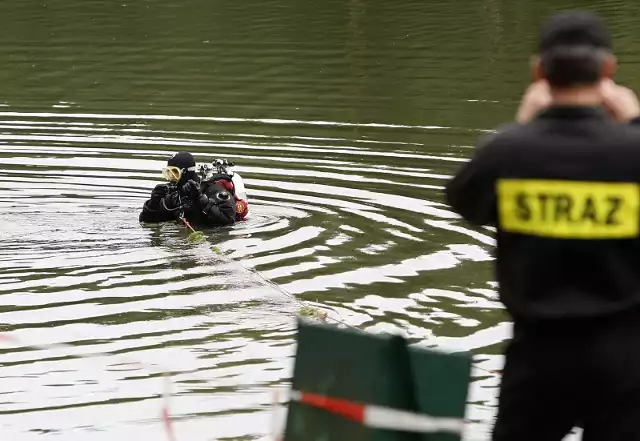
[[1, 1, 640, 440]]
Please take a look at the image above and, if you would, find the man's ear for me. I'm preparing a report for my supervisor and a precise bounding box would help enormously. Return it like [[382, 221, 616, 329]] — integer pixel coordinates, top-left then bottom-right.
[[531, 55, 544, 81], [602, 54, 617, 79]]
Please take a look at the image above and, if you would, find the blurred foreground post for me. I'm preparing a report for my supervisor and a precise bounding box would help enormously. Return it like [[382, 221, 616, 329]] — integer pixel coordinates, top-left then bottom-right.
[[282, 319, 472, 441]]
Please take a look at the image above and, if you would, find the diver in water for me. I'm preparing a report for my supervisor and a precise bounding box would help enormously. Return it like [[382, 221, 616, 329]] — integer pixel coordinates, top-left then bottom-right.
[[139, 151, 249, 226]]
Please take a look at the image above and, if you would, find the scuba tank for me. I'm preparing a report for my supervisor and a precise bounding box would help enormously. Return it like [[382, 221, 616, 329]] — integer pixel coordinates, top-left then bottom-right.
[[196, 158, 248, 201], [231, 173, 247, 201]]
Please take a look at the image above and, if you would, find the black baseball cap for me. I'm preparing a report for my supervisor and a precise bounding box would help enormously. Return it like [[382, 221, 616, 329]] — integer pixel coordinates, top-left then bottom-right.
[[538, 11, 612, 53]]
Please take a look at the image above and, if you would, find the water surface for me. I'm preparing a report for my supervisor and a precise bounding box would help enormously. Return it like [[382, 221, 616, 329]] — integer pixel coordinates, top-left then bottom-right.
[[2, 1, 640, 440]]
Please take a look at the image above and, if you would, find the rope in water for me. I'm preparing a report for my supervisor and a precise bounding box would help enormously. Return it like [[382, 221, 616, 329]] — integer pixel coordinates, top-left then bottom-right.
[[161, 184, 502, 370], [0, 216, 500, 441], [177, 215, 355, 329], [178, 219, 503, 376]]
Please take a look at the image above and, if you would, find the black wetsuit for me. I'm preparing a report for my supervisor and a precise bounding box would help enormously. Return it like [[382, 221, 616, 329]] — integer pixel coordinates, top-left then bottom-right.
[[446, 106, 640, 441], [140, 176, 236, 227]]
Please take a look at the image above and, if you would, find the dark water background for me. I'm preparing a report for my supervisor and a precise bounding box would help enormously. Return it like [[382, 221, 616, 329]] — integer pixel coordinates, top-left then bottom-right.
[[2, 1, 640, 440]]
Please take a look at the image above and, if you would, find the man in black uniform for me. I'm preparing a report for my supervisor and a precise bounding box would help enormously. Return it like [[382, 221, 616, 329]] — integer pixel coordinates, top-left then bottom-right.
[[446, 11, 640, 441], [140, 151, 236, 226]]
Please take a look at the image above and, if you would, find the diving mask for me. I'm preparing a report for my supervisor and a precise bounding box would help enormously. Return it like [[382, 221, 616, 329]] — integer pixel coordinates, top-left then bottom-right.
[[161, 165, 196, 182]]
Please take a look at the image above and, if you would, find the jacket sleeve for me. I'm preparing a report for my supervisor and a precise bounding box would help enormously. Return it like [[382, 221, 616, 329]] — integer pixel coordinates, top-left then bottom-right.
[[445, 132, 502, 226], [139, 194, 179, 223], [197, 185, 237, 226]]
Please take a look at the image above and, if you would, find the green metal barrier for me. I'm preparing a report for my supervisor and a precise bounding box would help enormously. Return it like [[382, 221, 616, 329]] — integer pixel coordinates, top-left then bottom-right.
[[283, 318, 472, 441]]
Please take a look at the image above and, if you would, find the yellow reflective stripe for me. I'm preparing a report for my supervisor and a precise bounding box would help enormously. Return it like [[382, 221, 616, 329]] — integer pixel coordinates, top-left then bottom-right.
[[497, 179, 640, 239]]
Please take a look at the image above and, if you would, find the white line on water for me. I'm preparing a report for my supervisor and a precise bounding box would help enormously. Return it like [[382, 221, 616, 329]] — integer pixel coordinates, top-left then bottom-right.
[[0, 111, 451, 131]]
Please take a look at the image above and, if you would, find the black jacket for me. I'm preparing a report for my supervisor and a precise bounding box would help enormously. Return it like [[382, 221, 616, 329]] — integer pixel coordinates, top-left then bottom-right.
[[139, 178, 236, 227], [446, 106, 640, 321]]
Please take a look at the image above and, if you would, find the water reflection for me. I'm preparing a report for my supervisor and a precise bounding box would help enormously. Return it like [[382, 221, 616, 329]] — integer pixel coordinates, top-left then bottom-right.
[[3, 0, 640, 439], [0, 105, 505, 440]]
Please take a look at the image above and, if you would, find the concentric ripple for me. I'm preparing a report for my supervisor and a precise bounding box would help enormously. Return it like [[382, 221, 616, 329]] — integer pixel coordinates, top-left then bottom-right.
[[0, 109, 511, 441], [3, 0, 638, 438]]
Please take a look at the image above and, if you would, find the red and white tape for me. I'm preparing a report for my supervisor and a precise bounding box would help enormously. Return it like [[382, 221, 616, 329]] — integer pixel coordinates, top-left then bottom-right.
[[0, 332, 176, 441], [0, 331, 489, 441], [272, 388, 465, 439]]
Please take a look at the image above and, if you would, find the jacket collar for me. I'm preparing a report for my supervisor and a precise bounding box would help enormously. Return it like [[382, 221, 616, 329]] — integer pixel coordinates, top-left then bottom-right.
[[537, 105, 605, 120]]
